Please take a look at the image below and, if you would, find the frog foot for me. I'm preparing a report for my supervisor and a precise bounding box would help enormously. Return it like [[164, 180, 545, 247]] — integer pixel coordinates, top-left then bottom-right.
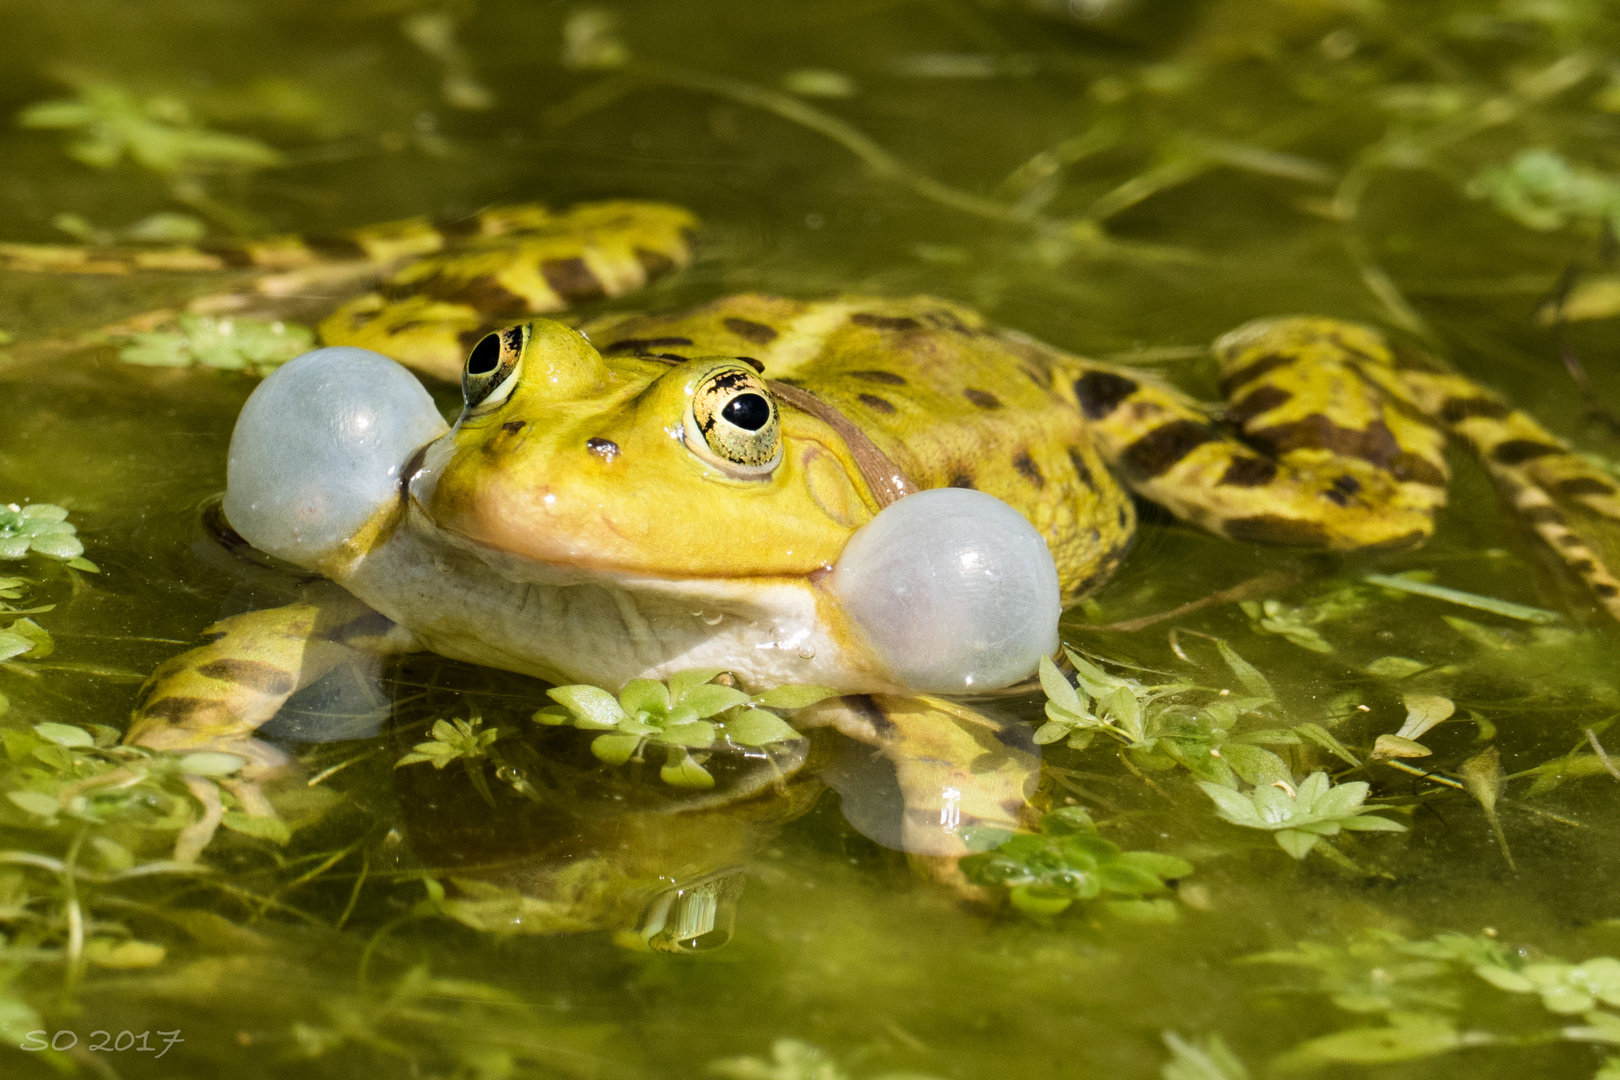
[[160, 738, 293, 863]]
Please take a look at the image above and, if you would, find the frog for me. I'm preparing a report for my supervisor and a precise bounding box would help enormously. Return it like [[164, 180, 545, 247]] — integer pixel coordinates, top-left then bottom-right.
[[70, 198, 1620, 940]]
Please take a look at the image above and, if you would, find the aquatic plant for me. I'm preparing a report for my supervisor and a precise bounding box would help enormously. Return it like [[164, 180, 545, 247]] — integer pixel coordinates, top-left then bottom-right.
[[960, 805, 1192, 919], [534, 670, 833, 789], [116, 313, 314, 375]]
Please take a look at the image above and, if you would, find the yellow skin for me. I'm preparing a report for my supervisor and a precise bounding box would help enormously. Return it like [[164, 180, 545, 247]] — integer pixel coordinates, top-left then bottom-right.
[[103, 200, 1620, 931]]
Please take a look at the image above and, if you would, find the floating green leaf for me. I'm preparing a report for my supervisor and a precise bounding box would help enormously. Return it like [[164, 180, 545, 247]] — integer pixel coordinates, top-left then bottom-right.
[[537, 670, 815, 786], [117, 314, 314, 376], [1198, 772, 1405, 859], [0, 503, 85, 562], [18, 82, 283, 173], [961, 807, 1192, 917], [32, 722, 93, 748], [395, 716, 499, 769]]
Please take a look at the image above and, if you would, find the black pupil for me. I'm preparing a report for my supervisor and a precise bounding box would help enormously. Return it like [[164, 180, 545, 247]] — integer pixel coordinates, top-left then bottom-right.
[[721, 393, 770, 431], [466, 333, 502, 376]]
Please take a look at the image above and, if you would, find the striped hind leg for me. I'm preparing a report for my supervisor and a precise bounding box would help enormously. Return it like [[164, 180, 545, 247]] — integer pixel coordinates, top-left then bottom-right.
[[1396, 369, 1620, 620], [1071, 317, 1450, 551], [126, 591, 416, 858], [8, 200, 698, 382]]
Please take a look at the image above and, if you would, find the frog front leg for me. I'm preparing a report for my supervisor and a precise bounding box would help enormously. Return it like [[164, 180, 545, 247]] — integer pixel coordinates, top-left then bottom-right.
[[126, 589, 417, 859], [799, 694, 1042, 899]]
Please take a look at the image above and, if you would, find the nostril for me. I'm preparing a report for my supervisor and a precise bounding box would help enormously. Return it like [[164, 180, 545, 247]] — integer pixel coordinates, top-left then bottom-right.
[[586, 437, 620, 462]]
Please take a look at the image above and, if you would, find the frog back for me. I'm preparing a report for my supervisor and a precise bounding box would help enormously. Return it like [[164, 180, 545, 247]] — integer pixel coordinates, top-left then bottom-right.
[[579, 294, 1135, 598]]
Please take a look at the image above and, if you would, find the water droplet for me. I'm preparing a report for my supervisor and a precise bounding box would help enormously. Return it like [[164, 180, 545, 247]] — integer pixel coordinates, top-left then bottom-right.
[[703, 612, 723, 626], [797, 645, 816, 659]]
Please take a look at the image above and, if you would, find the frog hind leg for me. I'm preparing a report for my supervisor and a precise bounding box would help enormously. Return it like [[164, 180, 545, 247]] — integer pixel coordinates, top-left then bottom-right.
[[1074, 316, 1450, 552], [1396, 365, 1620, 619], [10, 202, 696, 384], [126, 593, 417, 858], [799, 694, 1041, 900], [317, 200, 699, 381]]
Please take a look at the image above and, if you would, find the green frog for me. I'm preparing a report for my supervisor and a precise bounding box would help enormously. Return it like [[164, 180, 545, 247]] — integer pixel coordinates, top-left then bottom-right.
[[103, 199, 1620, 942]]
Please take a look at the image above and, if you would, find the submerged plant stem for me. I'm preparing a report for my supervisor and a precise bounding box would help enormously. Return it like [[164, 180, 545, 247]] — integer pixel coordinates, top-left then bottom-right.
[[60, 827, 87, 1004], [1585, 728, 1620, 781]]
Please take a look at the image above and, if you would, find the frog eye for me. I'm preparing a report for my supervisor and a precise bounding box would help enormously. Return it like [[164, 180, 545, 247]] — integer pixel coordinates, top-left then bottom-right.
[[462, 324, 528, 412], [685, 365, 782, 478]]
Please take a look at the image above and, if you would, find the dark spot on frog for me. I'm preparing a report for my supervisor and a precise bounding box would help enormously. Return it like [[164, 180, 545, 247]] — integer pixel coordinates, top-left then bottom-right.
[[1073, 371, 1138, 419], [453, 272, 534, 318], [1596, 582, 1620, 597], [634, 246, 676, 279], [1117, 507, 1128, 529], [736, 356, 765, 373], [1521, 505, 1564, 525], [923, 308, 973, 334], [1218, 456, 1278, 487], [1571, 559, 1596, 574], [858, 394, 896, 414], [1560, 533, 1586, 547], [1492, 439, 1564, 466], [1227, 385, 1292, 425], [851, 370, 907, 385], [723, 317, 779, 344], [1224, 514, 1331, 546], [586, 437, 620, 462], [1323, 474, 1363, 506], [1120, 420, 1216, 480], [845, 694, 895, 736], [1557, 477, 1616, 497], [949, 471, 975, 489], [196, 659, 296, 696], [1249, 415, 1442, 483], [1066, 446, 1096, 489], [139, 696, 234, 726], [964, 388, 1002, 410], [1440, 396, 1513, 423], [1389, 452, 1447, 487], [1013, 450, 1044, 488], [1218, 352, 1295, 396], [501, 420, 527, 434], [850, 313, 921, 331], [602, 336, 693, 355], [540, 256, 607, 302]]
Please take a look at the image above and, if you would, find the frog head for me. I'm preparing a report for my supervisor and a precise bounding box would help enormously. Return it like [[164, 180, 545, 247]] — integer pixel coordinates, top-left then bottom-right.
[[410, 320, 869, 579], [222, 321, 1060, 694]]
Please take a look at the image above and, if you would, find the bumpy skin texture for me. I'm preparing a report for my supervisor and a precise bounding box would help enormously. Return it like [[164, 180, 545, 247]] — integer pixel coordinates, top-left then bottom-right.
[[101, 201, 1620, 911]]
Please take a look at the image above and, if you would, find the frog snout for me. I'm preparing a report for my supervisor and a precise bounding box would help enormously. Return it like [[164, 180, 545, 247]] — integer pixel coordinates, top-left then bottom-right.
[[222, 346, 449, 568], [825, 487, 1061, 694]]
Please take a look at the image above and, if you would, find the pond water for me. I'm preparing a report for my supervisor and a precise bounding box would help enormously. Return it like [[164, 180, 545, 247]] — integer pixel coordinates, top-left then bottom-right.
[[4, 1, 1620, 1078]]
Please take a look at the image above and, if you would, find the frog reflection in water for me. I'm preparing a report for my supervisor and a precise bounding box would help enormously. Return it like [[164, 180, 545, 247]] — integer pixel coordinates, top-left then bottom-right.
[[109, 201, 1620, 949]]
